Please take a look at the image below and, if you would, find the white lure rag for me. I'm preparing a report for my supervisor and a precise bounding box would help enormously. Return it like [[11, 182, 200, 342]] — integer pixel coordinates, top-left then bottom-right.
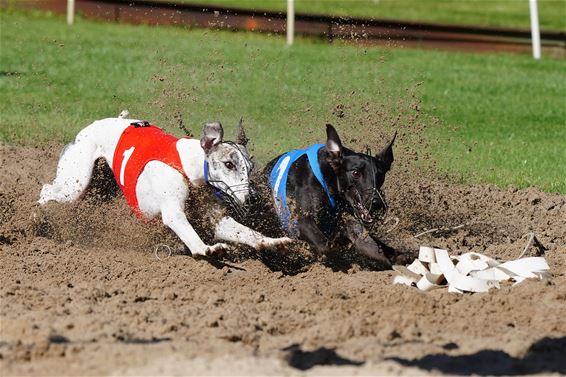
[[393, 246, 550, 294]]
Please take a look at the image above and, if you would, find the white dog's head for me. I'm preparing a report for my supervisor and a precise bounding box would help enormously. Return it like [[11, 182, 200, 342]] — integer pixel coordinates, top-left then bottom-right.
[[200, 120, 254, 210]]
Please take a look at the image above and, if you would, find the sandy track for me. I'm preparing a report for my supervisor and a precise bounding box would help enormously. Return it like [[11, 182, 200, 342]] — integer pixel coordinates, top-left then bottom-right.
[[1, 143, 565, 375]]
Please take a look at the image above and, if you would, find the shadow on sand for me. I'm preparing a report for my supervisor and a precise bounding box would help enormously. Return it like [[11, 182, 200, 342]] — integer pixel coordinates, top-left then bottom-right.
[[387, 336, 566, 375], [283, 343, 365, 371]]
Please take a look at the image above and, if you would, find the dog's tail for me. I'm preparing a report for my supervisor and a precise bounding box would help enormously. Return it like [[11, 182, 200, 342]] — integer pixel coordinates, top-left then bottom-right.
[[118, 109, 130, 119]]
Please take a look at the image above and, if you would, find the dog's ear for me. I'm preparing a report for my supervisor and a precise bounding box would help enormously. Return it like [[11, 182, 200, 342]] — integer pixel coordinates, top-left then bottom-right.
[[375, 131, 396, 171], [235, 117, 249, 147], [325, 123, 343, 169], [200, 122, 224, 152]]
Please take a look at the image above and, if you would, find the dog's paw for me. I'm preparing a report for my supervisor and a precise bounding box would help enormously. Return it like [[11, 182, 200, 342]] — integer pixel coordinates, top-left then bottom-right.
[[256, 237, 294, 250], [191, 243, 231, 257], [205, 242, 232, 256], [392, 251, 417, 266]]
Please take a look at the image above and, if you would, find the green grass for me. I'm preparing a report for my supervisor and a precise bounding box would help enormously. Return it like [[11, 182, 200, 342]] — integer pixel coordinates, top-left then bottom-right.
[[151, 0, 566, 31], [1, 11, 565, 193]]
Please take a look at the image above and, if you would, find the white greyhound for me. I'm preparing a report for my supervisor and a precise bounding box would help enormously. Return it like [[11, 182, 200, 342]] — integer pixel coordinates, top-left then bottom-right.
[[38, 113, 292, 256]]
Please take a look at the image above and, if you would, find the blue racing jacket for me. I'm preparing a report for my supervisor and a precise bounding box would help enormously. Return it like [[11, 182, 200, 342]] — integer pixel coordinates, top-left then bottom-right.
[[268, 144, 337, 235]]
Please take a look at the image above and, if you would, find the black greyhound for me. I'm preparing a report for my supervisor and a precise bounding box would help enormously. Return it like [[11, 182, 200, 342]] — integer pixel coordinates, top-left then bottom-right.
[[264, 124, 397, 269]]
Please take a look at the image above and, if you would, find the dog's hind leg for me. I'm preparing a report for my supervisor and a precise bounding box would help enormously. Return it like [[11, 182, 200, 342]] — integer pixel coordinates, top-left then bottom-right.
[[214, 216, 293, 250], [39, 134, 100, 204]]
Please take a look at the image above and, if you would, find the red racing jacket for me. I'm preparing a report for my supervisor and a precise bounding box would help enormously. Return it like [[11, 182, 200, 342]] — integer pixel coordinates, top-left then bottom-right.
[[112, 123, 189, 218]]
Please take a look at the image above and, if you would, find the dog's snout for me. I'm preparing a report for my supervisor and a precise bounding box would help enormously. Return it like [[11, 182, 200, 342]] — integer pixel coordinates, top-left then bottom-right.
[[235, 191, 249, 205]]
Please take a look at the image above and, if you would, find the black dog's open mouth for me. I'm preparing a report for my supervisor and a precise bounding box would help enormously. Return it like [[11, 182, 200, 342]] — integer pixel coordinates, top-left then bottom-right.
[[354, 201, 374, 223], [351, 188, 388, 224]]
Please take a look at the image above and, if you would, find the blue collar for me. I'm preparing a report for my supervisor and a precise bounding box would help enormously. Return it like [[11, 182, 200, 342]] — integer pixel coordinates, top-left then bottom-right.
[[305, 145, 336, 208], [204, 160, 222, 198], [203, 160, 210, 184]]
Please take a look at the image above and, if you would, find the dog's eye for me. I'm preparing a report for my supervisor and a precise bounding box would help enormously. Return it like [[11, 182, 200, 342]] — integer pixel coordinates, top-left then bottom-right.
[[351, 170, 361, 179], [224, 161, 235, 170]]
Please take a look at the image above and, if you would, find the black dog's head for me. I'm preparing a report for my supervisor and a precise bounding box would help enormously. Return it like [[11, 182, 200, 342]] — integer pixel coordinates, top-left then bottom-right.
[[325, 124, 395, 224]]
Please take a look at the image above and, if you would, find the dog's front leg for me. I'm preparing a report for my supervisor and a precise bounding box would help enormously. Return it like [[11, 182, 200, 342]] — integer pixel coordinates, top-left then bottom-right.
[[342, 216, 391, 269], [297, 216, 331, 255], [139, 162, 230, 257], [214, 217, 293, 250], [160, 202, 230, 256]]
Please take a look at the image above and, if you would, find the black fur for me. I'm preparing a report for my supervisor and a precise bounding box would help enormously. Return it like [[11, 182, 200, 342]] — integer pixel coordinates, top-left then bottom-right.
[[264, 124, 397, 269]]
